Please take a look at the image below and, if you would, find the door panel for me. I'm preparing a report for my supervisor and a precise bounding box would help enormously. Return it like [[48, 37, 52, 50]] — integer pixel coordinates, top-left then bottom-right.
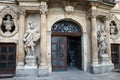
[[0, 43, 16, 75], [111, 44, 120, 69], [52, 36, 67, 71]]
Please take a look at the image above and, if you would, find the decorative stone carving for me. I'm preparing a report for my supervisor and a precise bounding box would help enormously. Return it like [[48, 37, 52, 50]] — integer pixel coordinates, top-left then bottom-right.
[[0, 6, 19, 37], [24, 14, 40, 68], [64, 5, 74, 14], [97, 20, 107, 54], [24, 21, 39, 56], [24, 22, 40, 67], [2, 15, 14, 34], [110, 23, 116, 35], [110, 21, 118, 36], [39, 1, 48, 14]]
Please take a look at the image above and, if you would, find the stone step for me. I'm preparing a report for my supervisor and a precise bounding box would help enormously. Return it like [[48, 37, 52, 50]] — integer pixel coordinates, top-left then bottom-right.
[[14, 77, 54, 80], [0, 77, 55, 80]]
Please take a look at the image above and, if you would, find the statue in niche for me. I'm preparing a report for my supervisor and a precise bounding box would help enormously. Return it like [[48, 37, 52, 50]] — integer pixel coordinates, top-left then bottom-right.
[[97, 25, 107, 54], [23, 21, 40, 57], [3, 15, 14, 33], [110, 22, 116, 35]]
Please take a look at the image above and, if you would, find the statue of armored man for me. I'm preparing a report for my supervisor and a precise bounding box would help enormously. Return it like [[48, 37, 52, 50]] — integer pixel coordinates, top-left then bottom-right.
[[23, 21, 40, 68]]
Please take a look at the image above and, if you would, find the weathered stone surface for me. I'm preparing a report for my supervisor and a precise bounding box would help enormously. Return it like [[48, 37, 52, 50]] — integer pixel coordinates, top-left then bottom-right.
[[16, 68, 38, 77]]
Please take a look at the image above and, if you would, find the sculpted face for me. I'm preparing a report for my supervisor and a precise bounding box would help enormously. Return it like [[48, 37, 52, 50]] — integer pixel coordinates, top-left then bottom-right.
[[28, 21, 34, 29], [7, 15, 11, 20]]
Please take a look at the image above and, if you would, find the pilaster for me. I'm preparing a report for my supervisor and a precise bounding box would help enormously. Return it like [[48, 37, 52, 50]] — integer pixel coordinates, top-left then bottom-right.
[[17, 9, 26, 67], [39, 1, 49, 77], [39, 1, 48, 66], [90, 8, 101, 74]]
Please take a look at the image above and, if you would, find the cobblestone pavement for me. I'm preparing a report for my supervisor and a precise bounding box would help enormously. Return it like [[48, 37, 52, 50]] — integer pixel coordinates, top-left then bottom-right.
[[1, 68, 120, 80]]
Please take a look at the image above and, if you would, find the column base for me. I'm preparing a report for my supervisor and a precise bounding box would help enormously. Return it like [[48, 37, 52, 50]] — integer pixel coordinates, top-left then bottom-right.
[[91, 54, 114, 74], [38, 66, 49, 77], [100, 54, 114, 73], [91, 62, 101, 74], [100, 62, 114, 73]]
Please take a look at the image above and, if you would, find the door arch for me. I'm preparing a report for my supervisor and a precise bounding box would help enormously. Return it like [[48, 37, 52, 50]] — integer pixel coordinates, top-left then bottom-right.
[[51, 20, 82, 71]]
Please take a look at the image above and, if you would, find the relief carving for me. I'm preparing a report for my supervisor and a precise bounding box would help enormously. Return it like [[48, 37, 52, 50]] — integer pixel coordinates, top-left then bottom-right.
[[110, 21, 118, 36], [0, 6, 19, 37], [2, 15, 14, 34]]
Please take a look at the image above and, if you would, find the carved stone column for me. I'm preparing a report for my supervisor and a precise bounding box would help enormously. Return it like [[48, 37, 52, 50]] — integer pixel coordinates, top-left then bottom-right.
[[91, 14, 98, 64], [40, 1, 48, 66], [38, 1, 49, 77], [18, 9, 26, 67], [90, 9, 100, 74]]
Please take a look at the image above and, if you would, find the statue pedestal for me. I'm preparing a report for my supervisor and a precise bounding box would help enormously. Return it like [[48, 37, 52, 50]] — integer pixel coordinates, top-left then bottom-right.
[[16, 55, 49, 77], [91, 54, 114, 74], [25, 55, 37, 68], [16, 55, 38, 77], [100, 54, 114, 73]]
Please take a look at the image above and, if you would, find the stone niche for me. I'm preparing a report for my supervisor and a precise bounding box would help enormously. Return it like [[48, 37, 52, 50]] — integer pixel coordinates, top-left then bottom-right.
[[16, 13, 42, 77], [24, 13, 40, 68]]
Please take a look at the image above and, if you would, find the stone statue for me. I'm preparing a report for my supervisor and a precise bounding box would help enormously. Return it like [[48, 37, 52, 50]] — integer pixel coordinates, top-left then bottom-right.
[[3, 15, 14, 33], [110, 22, 116, 35], [98, 26, 107, 54], [23, 21, 40, 56]]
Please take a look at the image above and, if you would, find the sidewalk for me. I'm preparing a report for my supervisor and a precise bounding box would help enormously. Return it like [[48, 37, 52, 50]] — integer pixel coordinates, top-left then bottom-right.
[[1, 68, 120, 80]]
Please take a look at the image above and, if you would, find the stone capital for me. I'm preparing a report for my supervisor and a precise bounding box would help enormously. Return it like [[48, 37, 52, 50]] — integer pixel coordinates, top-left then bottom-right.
[[39, 1, 48, 14], [87, 9, 97, 19], [19, 8, 26, 16], [104, 15, 111, 21]]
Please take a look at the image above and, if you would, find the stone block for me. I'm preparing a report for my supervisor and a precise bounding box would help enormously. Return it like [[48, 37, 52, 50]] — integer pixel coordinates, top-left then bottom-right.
[[100, 62, 114, 73], [91, 63, 101, 74], [38, 66, 49, 77], [16, 68, 38, 77]]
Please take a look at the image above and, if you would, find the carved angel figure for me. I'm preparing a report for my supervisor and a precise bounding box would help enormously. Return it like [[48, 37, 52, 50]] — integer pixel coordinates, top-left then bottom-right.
[[23, 21, 40, 56], [3, 15, 14, 33]]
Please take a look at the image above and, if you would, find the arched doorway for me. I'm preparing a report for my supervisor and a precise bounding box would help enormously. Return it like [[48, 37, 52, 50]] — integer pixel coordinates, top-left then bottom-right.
[[51, 21, 82, 71]]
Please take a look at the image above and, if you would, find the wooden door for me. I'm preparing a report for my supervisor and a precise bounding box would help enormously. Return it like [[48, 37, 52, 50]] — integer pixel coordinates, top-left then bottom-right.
[[76, 37, 82, 69], [51, 36, 67, 71], [111, 44, 120, 70], [0, 43, 16, 76]]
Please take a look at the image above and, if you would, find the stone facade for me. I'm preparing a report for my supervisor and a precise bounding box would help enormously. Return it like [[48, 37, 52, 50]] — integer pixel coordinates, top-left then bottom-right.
[[0, 0, 119, 78]]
